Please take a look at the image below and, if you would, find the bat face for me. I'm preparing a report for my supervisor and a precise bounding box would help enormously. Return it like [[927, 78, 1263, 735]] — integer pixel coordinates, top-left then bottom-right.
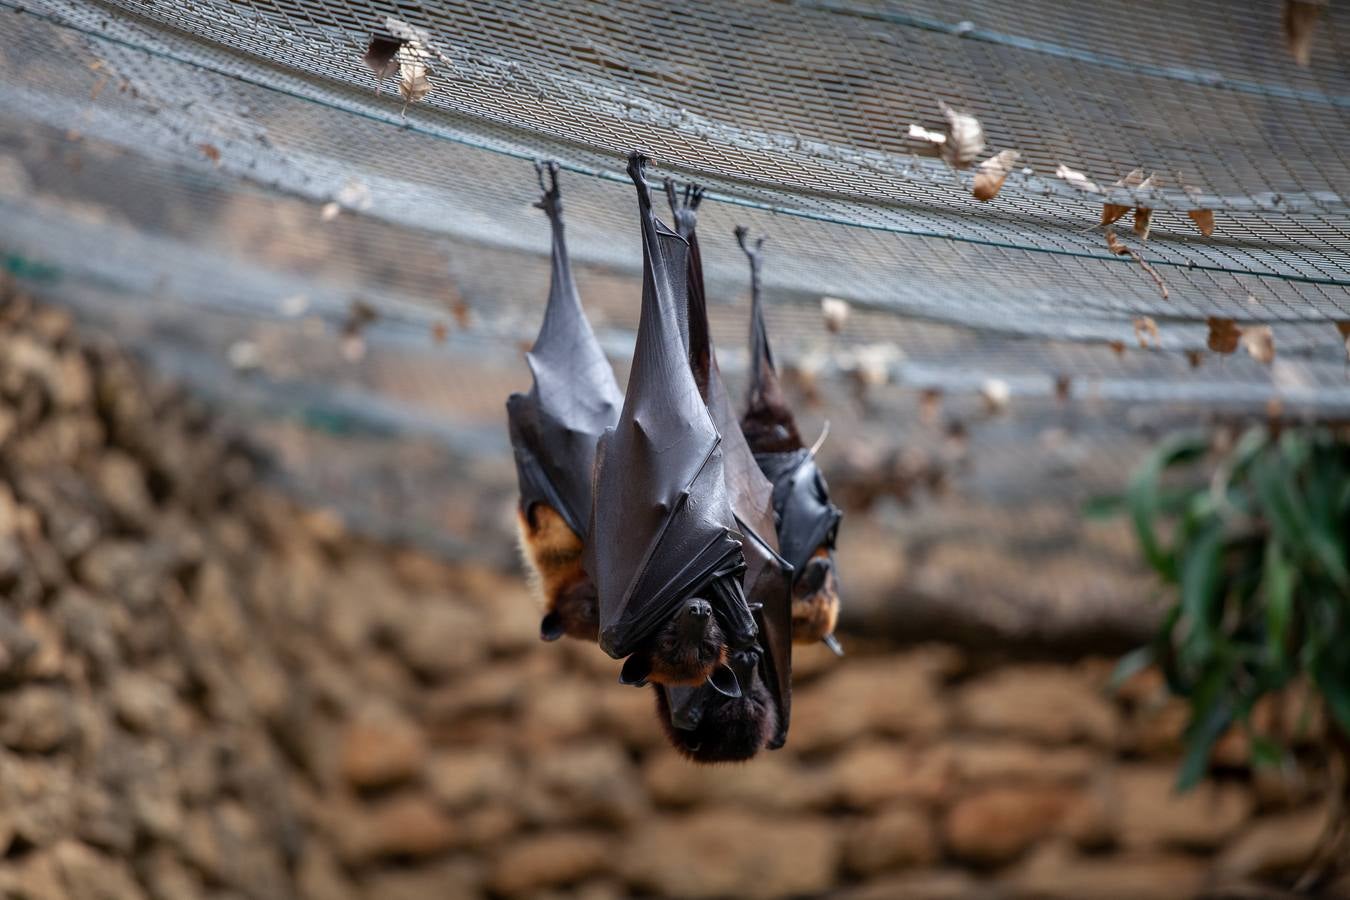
[[516, 503, 599, 642], [791, 546, 839, 644], [652, 648, 777, 762]]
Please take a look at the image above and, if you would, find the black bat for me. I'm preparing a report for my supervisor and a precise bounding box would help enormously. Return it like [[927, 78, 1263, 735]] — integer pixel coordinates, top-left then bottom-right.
[[736, 227, 845, 654], [585, 152, 756, 696], [647, 180, 794, 760], [506, 161, 622, 643]]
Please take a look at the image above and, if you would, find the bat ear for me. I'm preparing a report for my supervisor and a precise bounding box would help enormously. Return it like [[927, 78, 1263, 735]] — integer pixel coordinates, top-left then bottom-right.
[[707, 664, 742, 698], [539, 612, 566, 642], [619, 653, 652, 687]]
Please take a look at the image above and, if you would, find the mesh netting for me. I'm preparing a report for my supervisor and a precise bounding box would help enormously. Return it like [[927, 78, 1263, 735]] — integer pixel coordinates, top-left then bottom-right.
[[2, 0, 1350, 542]]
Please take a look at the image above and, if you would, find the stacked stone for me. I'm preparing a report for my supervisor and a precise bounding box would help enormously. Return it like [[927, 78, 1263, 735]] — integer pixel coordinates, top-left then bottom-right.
[[0, 283, 1338, 899]]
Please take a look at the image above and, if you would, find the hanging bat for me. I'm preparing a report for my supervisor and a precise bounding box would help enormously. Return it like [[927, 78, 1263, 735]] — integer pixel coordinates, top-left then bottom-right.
[[506, 161, 622, 643], [647, 180, 794, 761], [585, 152, 756, 696], [736, 227, 845, 654]]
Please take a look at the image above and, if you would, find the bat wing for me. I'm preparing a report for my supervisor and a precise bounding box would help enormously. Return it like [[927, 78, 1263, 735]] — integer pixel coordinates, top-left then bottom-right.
[[756, 448, 842, 575], [737, 227, 804, 454], [506, 163, 622, 536], [590, 155, 754, 660]]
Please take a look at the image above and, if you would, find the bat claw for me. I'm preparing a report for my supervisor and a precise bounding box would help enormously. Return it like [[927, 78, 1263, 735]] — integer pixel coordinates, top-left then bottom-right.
[[822, 633, 845, 657], [533, 159, 561, 212]]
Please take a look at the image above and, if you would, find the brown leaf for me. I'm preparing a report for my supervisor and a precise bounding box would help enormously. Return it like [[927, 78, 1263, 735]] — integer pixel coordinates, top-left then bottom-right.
[[364, 35, 404, 88], [1101, 203, 1129, 226], [1266, 396, 1285, 421], [1337, 322, 1350, 361], [197, 143, 221, 165], [1107, 339, 1126, 357], [1207, 317, 1241, 354], [1133, 316, 1160, 348], [907, 124, 946, 152], [1186, 350, 1205, 368], [972, 150, 1019, 201], [1105, 229, 1169, 300], [1283, 0, 1325, 66], [821, 297, 851, 334], [1054, 373, 1072, 403], [1056, 164, 1101, 193], [343, 299, 379, 338], [918, 387, 943, 426], [452, 298, 471, 330], [939, 102, 985, 170], [980, 378, 1010, 414], [1241, 325, 1275, 364], [1187, 209, 1215, 237], [431, 321, 449, 343], [1132, 207, 1152, 240]]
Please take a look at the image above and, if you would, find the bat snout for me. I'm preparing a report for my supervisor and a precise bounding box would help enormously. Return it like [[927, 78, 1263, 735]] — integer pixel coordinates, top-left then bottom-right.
[[684, 598, 712, 620]]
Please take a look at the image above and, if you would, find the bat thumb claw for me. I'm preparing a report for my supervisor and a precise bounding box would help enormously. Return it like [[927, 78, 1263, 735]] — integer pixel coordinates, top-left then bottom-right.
[[822, 633, 845, 657]]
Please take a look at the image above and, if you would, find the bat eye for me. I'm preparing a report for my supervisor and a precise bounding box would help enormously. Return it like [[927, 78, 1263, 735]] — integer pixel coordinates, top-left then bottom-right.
[[539, 612, 565, 642], [707, 664, 741, 698], [619, 653, 652, 687]]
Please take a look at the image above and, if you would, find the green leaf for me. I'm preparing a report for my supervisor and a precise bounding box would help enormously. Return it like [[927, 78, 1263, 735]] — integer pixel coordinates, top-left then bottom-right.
[[1262, 539, 1296, 663], [1110, 645, 1155, 692], [1180, 521, 1225, 641], [1176, 699, 1232, 791], [1128, 433, 1209, 579], [1082, 494, 1126, 520], [1248, 735, 1284, 770]]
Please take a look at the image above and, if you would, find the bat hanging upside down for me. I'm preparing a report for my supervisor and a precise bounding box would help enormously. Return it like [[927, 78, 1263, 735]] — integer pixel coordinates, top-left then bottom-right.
[[736, 227, 845, 654], [506, 161, 621, 643]]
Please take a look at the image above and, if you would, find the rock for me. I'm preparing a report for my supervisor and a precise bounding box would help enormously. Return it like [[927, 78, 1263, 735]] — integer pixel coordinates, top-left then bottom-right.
[[0, 685, 76, 752], [524, 742, 647, 827], [339, 705, 427, 789], [1114, 764, 1253, 850], [51, 840, 147, 900], [360, 858, 483, 900], [138, 845, 207, 900], [790, 653, 951, 752], [516, 676, 597, 746], [425, 748, 517, 810], [489, 833, 610, 896], [110, 672, 177, 735], [956, 666, 1118, 745], [93, 451, 154, 528], [296, 843, 360, 900], [459, 803, 520, 849], [643, 752, 832, 812], [947, 740, 1097, 785], [0, 752, 77, 849], [0, 606, 38, 681], [1003, 840, 1206, 899], [18, 609, 65, 679], [623, 810, 837, 899], [832, 741, 953, 808], [388, 600, 486, 681], [1215, 805, 1328, 879], [843, 804, 939, 876], [835, 870, 987, 900], [943, 785, 1078, 865], [75, 787, 136, 855], [593, 682, 664, 751], [331, 793, 459, 864], [1122, 699, 1189, 757], [0, 849, 64, 900]]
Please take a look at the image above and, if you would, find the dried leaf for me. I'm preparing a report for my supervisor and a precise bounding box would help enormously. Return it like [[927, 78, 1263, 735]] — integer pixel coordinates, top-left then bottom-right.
[[1133, 316, 1160, 348], [1186, 350, 1205, 368], [336, 179, 373, 211], [939, 102, 985, 170], [1187, 209, 1215, 237], [1132, 207, 1153, 241], [1107, 339, 1126, 357], [907, 124, 946, 147], [431, 321, 449, 343], [1283, 0, 1325, 66], [980, 378, 1010, 414], [1101, 203, 1129, 226], [227, 340, 261, 371], [1056, 164, 1101, 194], [279, 294, 309, 316], [972, 149, 1019, 201], [1207, 317, 1241, 354], [1105, 229, 1170, 300], [1054, 373, 1072, 403], [1241, 325, 1275, 364], [1337, 322, 1350, 361], [821, 297, 851, 334], [198, 143, 221, 165], [918, 387, 942, 426], [1266, 396, 1285, 421], [452, 298, 471, 330], [343, 299, 379, 339], [320, 201, 341, 222], [364, 35, 404, 89], [397, 50, 432, 114]]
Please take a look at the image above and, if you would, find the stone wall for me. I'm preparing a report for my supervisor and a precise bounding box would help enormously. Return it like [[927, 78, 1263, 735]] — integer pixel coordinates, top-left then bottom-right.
[[0, 286, 1340, 899]]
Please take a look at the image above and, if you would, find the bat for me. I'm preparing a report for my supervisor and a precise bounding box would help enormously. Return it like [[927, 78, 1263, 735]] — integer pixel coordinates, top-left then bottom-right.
[[506, 161, 622, 643], [647, 180, 794, 760], [586, 152, 757, 697], [736, 227, 845, 654]]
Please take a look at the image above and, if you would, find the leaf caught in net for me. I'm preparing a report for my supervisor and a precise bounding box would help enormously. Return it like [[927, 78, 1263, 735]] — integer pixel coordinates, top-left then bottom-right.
[[1105, 229, 1169, 299], [1337, 322, 1350, 362], [939, 102, 985, 170], [198, 143, 221, 165], [1134, 316, 1160, 348], [980, 378, 1010, 414], [1057, 165, 1102, 194], [1207, 317, 1241, 354], [821, 296, 851, 334], [1187, 209, 1216, 237], [972, 150, 1019, 201], [1283, 0, 1325, 66], [363, 34, 404, 91], [1241, 325, 1275, 364]]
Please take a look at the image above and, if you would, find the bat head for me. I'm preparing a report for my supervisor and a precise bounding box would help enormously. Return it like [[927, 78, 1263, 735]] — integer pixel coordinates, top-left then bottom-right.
[[618, 597, 732, 688], [652, 647, 777, 763], [516, 503, 600, 642], [791, 546, 840, 645]]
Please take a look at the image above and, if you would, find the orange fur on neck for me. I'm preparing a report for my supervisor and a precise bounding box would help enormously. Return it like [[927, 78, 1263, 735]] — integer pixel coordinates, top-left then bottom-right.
[[516, 504, 596, 640]]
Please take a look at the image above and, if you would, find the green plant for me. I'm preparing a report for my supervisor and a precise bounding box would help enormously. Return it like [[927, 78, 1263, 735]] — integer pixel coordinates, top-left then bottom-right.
[[1109, 427, 1350, 792]]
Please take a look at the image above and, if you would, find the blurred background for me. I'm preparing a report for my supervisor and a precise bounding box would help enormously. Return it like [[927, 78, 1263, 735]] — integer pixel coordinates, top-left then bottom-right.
[[1, 0, 1348, 897]]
